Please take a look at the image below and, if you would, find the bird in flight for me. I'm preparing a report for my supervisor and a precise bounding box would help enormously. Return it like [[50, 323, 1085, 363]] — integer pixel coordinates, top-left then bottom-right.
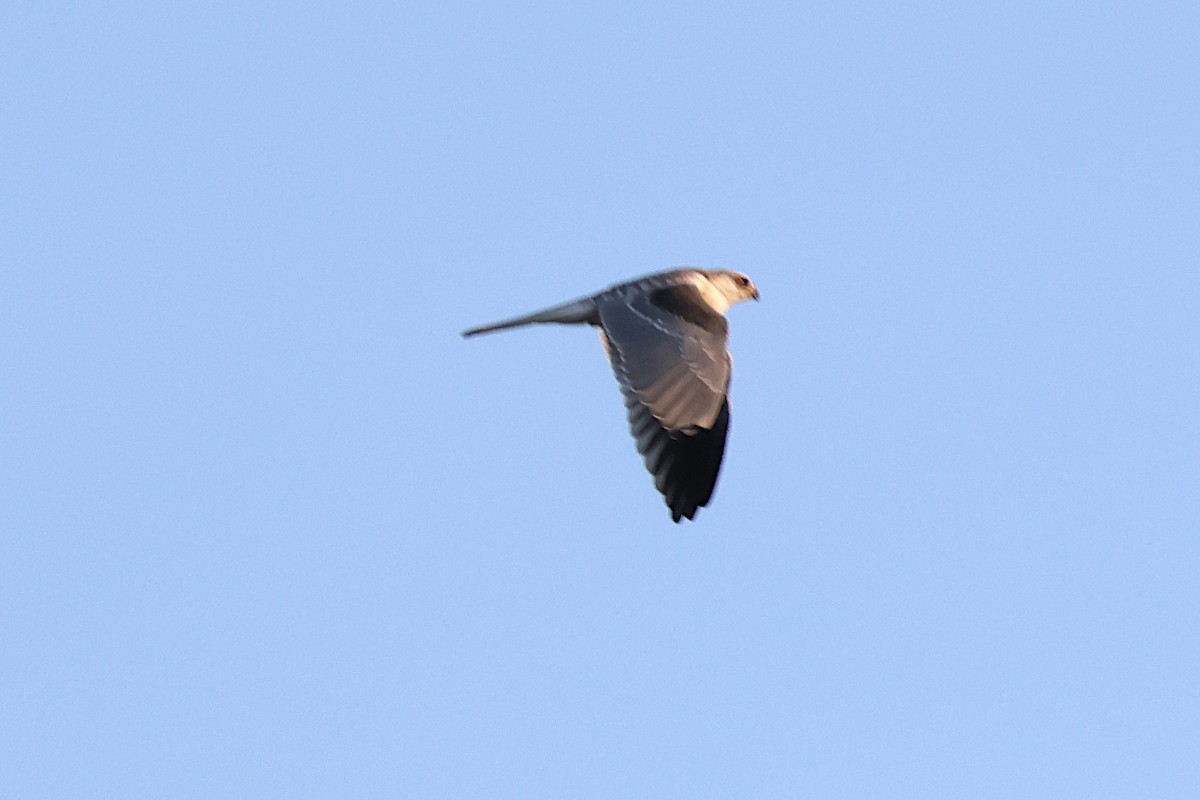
[[462, 268, 759, 522]]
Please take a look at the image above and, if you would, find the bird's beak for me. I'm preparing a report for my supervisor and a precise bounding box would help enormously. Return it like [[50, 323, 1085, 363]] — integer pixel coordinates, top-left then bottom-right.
[[751, 286, 760, 301]]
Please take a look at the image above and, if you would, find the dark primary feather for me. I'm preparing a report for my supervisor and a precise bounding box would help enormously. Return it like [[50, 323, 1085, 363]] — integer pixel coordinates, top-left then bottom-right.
[[625, 393, 730, 521]]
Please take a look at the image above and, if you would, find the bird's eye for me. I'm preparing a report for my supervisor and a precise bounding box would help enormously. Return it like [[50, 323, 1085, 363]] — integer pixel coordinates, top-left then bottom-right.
[[737, 276, 748, 285]]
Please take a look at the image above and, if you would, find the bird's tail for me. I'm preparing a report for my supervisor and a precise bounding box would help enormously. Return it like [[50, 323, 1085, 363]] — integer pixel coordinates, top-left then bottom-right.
[[461, 297, 598, 337]]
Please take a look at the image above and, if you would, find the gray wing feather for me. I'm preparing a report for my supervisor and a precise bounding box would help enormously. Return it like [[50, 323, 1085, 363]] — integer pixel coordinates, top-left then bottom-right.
[[597, 289, 729, 430]]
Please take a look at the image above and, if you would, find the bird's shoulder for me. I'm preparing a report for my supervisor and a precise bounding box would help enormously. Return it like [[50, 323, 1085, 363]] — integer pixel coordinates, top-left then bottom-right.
[[598, 271, 725, 334]]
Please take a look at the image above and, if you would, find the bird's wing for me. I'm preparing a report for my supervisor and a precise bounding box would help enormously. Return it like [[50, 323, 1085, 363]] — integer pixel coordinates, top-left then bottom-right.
[[596, 282, 732, 521]]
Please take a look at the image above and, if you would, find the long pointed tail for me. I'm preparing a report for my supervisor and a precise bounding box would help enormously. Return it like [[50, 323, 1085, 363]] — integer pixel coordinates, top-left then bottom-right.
[[461, 296, 598, 337]]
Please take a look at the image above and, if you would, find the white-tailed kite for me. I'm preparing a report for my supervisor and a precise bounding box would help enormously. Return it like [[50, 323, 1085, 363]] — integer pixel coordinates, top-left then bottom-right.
[[462, 268, 759, 522]]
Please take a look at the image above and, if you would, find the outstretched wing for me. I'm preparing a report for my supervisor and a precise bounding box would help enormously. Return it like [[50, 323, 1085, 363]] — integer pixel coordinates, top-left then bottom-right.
[[597, 283, 733, 522]]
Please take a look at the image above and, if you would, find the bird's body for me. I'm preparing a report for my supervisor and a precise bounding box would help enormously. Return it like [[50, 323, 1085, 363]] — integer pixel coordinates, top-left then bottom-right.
[[462, 268, 758, 522]]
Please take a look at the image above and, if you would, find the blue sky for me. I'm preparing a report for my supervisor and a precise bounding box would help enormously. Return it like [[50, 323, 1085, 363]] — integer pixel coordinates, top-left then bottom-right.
[[3, 1, 1198, 796]]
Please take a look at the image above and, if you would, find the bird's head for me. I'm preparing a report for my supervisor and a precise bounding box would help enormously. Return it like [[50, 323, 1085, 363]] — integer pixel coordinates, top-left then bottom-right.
[[707, 270, 760, 308]]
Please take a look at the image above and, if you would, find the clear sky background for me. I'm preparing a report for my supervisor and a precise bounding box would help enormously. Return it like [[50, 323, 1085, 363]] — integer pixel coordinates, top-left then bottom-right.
[[3, 1, 1198, 797]]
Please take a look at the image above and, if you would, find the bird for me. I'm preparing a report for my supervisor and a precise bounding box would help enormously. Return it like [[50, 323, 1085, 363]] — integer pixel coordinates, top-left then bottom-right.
[[462, 268, 759, 522]]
